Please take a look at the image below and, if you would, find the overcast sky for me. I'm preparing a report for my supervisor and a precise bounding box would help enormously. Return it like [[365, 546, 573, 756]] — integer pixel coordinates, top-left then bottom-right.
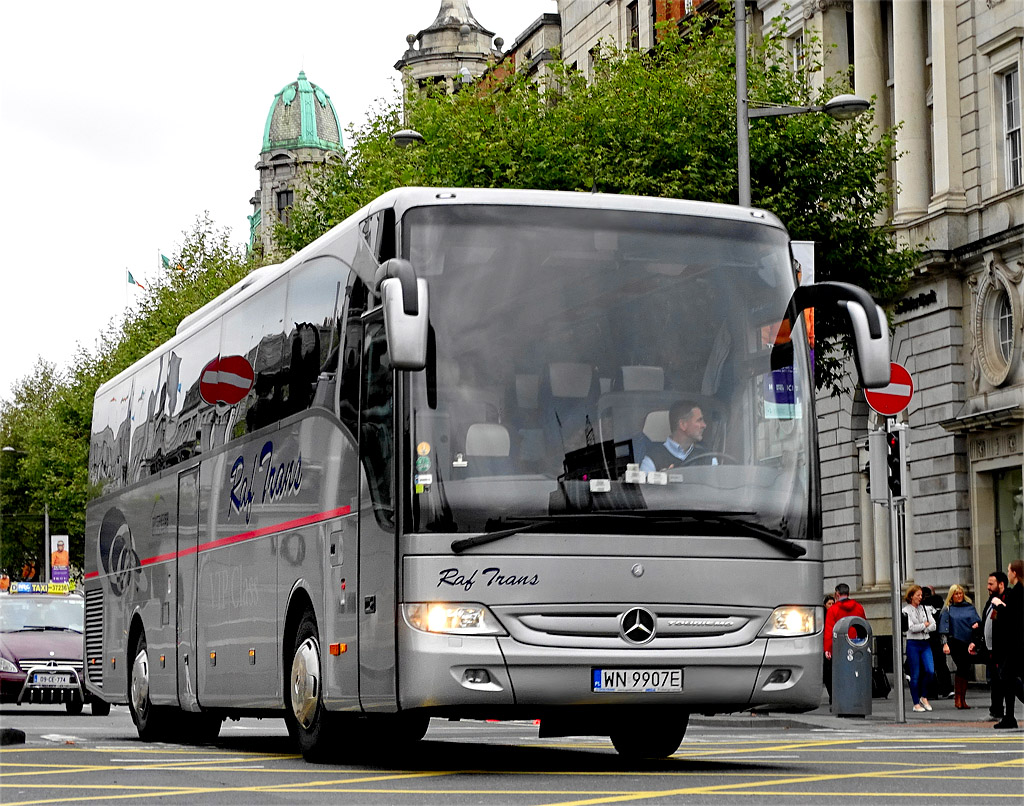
[[0, 0, 555, 402]]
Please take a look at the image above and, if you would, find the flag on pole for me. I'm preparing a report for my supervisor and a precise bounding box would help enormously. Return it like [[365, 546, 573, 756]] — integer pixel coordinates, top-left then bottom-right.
[[128, 270, 146, 290]]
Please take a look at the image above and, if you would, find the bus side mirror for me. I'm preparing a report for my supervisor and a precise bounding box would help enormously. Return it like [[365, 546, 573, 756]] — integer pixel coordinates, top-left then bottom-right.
[[377, 258, 429, 370], [773, 281, 890, 389]]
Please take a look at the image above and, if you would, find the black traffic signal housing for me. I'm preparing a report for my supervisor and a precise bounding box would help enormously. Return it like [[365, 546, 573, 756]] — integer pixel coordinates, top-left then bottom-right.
[[886, 430, 907, 497]]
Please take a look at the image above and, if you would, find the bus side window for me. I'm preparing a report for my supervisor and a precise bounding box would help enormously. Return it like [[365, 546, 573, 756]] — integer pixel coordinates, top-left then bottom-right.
[[360, 320, 394, 528]]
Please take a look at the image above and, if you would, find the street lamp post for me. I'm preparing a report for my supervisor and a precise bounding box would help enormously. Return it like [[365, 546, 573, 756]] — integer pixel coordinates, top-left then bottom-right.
[[734, 2, 869, 207]]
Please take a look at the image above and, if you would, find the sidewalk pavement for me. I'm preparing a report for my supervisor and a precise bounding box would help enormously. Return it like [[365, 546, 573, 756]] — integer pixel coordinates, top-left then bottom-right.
[[690, 682, 1022, 732]]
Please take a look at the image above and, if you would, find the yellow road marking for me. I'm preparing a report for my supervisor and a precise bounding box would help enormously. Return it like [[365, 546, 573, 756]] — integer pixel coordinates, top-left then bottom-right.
[[535, 758, 1023, 806]]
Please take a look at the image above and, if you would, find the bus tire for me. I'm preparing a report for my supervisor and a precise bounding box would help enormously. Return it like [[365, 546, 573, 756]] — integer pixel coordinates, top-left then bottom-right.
[[90, 699, 111, 717], [128, 631, 173, 741], [609, 714, 688, 759], [285, 609, 336, 762]]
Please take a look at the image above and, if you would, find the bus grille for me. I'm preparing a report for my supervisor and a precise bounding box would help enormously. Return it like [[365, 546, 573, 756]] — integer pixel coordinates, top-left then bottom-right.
[[85, 588, 104, 688], [495, 604, 762, 649]]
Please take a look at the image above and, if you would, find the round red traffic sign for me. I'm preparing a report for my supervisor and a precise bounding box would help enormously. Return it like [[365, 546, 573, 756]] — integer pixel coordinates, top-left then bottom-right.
[[199, 355, 255, 406], [864, 362, 913, 416]]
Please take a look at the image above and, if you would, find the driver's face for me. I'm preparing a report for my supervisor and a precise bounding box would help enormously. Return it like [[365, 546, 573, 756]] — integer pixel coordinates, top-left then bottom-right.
[[679, 408, 707, 442]]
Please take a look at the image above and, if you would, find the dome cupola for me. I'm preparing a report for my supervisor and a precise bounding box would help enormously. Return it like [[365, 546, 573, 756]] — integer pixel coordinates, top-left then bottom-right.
[[261, 70, 342, 153]]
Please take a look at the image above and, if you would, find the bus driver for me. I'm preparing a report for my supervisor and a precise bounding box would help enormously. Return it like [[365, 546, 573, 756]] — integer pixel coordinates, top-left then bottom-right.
[[639, 399, 716, 471]]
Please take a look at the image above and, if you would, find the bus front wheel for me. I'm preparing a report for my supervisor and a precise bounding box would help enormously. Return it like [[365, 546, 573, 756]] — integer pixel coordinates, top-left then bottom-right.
[[286, 609, 337, 762], [609, 714, 688, 759]]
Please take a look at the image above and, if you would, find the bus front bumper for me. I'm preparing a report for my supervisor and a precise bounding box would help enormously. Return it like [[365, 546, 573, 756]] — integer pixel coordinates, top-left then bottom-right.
[[397, 622, 821, 715]]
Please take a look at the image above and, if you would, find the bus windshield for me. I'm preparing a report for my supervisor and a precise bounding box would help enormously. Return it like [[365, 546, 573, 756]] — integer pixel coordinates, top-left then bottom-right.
[[405, 204, 813, 540]]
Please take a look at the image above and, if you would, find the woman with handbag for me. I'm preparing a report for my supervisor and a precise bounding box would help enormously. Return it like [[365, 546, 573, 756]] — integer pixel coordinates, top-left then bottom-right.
[[939, 584, 982, 709], [903, 585, 937, 712]]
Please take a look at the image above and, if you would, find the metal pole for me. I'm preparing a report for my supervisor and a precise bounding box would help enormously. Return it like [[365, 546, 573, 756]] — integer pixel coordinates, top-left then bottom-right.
[[44, 502, 50, 584], [735, 0, 751, 207], [886, 417, 906, 722]]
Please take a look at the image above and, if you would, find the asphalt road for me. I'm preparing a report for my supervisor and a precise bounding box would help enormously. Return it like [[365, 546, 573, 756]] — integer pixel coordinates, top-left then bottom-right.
[[1, 704, 1022, 805]]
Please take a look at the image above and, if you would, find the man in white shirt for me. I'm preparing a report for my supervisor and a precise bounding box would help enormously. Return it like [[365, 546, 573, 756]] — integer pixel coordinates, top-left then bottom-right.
[[639, 400, 715, 471]]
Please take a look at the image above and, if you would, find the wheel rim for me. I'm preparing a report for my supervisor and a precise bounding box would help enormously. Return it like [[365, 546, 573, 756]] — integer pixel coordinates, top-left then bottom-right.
[[130, 647, 150, 720], [290, 636, 320, 729]]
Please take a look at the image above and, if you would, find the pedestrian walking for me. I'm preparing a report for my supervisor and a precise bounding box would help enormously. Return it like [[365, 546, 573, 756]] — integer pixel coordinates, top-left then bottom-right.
[[989, 559, 1024, 729], [938, 584, 981, 709], [824, 583, 866, 705], [903, 585, 936, 712], [969, 571, 1009, 719]]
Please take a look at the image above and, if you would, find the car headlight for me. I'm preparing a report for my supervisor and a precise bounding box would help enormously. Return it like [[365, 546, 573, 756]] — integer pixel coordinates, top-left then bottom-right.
[[759, 605, 818, 637], [0, 657, 18, 673], [403, 603, 507, 635]]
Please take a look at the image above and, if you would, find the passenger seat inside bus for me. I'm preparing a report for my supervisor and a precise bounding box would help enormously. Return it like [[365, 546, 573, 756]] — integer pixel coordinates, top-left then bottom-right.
[[458, 423, 513, 477], [539, 362, 599, 457]]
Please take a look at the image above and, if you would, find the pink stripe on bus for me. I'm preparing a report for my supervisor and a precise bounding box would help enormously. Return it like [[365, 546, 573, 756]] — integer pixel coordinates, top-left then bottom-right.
[[84, 505, 352, 579]]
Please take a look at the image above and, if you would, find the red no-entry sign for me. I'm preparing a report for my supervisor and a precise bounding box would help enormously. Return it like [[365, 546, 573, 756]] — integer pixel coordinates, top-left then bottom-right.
[[199, 355, 255, 406], [865, 362, 914, 416]]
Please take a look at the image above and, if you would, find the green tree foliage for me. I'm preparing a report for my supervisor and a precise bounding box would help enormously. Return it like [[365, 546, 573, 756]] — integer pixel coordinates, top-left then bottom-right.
[[278, 12, 915, 393], [0, 217, 256, 576]]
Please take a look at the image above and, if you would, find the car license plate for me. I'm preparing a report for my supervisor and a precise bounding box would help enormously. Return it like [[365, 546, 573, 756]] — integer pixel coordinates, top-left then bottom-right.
[[32, 673, 71, 687], [592, 668, 683, 693]]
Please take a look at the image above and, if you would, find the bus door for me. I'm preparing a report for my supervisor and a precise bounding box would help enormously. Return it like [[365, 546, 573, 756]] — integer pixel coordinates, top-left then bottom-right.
[[175, 467, 201, 711], [357, 318, 399, 711]]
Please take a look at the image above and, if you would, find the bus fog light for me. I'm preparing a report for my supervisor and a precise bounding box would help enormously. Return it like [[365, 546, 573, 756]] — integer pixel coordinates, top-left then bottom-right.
[[463, 668, 491, 685], [759, 606, 817, 637], [765, 669, 791, 685], [403, 603, 507, 635]]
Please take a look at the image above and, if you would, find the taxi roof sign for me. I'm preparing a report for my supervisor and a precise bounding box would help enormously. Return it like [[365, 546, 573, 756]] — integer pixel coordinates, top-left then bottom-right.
[[8, 581, 74, 595]]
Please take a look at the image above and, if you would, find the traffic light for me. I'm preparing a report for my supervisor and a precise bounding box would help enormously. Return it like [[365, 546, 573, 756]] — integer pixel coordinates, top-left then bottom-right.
[[886, 430, 907, 497]]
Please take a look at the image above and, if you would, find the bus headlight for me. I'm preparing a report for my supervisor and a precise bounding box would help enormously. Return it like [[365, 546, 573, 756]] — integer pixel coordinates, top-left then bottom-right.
[[758, 606, 818, 637], [403, 603, 507, 636]]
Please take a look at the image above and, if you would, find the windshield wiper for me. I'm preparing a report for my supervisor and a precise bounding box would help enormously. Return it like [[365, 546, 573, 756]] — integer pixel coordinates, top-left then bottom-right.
[[450, 510, 805, 558], [451, 519, 559, 553], [650, 510, 805, 558]]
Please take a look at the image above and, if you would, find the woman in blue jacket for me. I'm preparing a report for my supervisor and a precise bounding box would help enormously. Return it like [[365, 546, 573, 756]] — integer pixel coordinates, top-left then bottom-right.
[[939, 584, 982, 709]]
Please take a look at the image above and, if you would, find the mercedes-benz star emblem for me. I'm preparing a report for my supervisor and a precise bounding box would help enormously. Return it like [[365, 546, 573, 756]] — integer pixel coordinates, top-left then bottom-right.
[[619, 607, 657, 645]]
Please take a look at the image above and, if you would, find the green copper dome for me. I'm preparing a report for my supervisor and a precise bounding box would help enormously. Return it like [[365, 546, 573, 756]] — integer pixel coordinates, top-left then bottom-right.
[[262, 71, 343, 153]]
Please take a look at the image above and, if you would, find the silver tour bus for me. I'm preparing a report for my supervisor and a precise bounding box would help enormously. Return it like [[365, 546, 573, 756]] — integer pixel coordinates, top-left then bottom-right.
[[84, 188, 889, 759]]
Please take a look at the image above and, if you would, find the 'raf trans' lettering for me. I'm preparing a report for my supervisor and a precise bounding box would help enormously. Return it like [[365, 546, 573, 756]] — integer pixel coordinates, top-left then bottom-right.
[[228, 440, 302, 523], [437, 567, 540, 591]]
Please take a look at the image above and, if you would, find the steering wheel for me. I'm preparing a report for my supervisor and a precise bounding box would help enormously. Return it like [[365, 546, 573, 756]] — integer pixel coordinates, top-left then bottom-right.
[[679, 451, 737, 466]]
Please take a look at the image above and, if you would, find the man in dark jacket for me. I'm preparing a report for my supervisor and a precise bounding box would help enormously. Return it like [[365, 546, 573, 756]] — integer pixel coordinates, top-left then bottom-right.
[[971, 572, 1009, 719], [990, 560, 1024, 729], [823, 583, 867, 704]]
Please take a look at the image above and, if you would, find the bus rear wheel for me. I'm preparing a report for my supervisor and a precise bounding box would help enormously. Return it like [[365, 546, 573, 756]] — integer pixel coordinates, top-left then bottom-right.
[[285, 609, 337, 762], [609, 714, 688, 759], [128, 631, 173, 741]]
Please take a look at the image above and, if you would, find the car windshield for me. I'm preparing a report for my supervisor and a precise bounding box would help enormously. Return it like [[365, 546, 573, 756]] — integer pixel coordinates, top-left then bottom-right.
[[404, 204, 813, 539], [0, 596, 84, 633]]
